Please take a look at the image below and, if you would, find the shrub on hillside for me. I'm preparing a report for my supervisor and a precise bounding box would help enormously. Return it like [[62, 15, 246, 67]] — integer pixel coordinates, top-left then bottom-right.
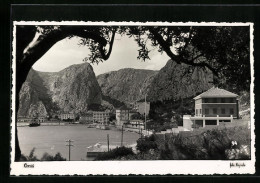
[[20, 148, 66, 161], [136, 134, 158, 153], [41, 152, 66, 161], [94, 146, 134, 160], [154, 125, 251, 160], [20, 148, 38, 161], [116, 149, 160, 160]]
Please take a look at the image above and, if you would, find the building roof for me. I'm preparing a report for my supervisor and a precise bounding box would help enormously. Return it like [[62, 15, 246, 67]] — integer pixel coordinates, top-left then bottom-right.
[[194, 87, 238, 100], [136, 99, 150, 103], [117, 105, 131, 110]]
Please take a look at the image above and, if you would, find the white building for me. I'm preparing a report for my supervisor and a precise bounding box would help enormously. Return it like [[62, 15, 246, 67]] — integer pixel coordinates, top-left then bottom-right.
[[60, 113, 75, 121], [93, 110, 110, 124], [116, 105, 130, 127]]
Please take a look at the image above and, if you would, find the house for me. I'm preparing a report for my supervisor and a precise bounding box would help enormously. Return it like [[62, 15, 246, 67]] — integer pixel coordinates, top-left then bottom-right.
[[116, 105, 131, 127], [92, 110, 110, 124], [128, 119, 144, 129], [37, 116, 46, 123], [194, 87, 239, 118], [183, 87, 239, 129], [133, 99, 150, 116], [60, 113, 76, 121], [17, 116, 46, 123], [17, 116, 33, 123]]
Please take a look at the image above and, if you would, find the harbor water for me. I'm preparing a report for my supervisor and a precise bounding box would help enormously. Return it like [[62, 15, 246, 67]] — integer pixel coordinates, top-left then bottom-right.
[[18, 125, 139, 161]]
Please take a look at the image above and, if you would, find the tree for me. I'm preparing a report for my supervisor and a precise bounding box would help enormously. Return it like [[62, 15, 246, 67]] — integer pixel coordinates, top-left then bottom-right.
[[130, 112, 142, 120], [14, 25, 250, 161]]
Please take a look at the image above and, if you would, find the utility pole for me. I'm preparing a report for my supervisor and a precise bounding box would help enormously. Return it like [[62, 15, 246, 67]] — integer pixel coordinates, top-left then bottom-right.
[[66, 139, 74, 161], [139, 121, 141, 138], [107, 134, 110, 152], [121, 125, 124, 147], [144, 93, 147, 136]]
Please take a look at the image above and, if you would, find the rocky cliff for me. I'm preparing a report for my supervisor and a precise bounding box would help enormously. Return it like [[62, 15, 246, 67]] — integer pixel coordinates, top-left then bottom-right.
[[18, 63, 102, 117], [97, 68, 158, 104], [147, 60, 214, 101]]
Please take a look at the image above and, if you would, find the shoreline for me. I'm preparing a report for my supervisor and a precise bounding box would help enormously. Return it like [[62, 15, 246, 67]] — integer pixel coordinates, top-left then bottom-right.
[[17, 122, 153, 136]]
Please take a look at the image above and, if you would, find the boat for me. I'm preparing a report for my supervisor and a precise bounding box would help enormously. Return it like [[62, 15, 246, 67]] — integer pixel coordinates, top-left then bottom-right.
[[29, 122, 40, 127], [87, 124, 96, 128], [96, 124, 110, 130], [100, 125, 109, 130]]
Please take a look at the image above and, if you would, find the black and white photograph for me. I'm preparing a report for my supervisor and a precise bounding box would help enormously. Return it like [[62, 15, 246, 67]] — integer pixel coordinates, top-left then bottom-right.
[[10, 22, 255, 175]]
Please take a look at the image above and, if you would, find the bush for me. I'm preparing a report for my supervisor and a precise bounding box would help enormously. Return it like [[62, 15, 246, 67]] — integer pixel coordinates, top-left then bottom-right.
[[20, 148, 66, 161], [136, 134, 157, 153], [116, 149, 161, 160], [20, 148, 38, 161], [168, 125, 251, 160], [95, 146, 134, 160], [41, 152, 66, 161]]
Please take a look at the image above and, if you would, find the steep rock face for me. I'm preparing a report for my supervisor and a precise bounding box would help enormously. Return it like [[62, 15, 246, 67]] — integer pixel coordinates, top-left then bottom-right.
[[147, 60, 214, 101], [18, 63, 102, 117], [18, 70, 49, 117], [97, 68, 158, 104]]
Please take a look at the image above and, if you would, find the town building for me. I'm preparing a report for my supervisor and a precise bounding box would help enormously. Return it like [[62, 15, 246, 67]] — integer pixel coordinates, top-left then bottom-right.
[[37, 116, 46, 123], [183, 87, 239, 130], [194, 87, 239, 118], [17, 116, 33, 123], [116, 105, 131, 127], [60, 113, 76, 121], [17, 116, 46, 123], [133, 100, 150, 116], [127, 119, 144, 129], [92, 110, 110, 124]]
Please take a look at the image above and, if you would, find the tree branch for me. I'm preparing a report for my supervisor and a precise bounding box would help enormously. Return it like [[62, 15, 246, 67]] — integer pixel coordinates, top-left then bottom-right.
[[149, 28, 181, 64], [149, 27, 219, 77], [99, 29, 116, 60]]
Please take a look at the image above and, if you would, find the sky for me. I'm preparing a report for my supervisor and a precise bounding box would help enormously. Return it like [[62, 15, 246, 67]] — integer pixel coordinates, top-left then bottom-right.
[[32, 34, 170, 76]]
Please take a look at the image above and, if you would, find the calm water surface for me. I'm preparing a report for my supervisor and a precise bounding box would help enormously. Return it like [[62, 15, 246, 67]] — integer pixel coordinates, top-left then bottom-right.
[[18, 125, 139, 160]]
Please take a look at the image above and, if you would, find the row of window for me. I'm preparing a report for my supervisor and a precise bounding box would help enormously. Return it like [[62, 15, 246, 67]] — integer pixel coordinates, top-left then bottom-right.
[[203, 98, 236, 103], [196, 108, 234, 115]]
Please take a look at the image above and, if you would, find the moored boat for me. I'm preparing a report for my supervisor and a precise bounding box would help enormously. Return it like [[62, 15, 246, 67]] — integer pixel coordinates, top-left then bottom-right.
[[29, 122, 40, 127], [96, 124, 110, 130]]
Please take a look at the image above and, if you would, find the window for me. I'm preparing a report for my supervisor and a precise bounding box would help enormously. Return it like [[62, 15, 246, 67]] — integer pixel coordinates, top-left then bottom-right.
[[221, 108, 225, 114], [221, 98, 225, 103], [213, 98, 217, 103], [200, 109, 202, 114], [205, 109, 209, 114], [213, 108, 217, 114], [229, 98, 235, 103], [230, 108, 234, 114], [204, 98, 209, 103], [196, 109, 198, 116]]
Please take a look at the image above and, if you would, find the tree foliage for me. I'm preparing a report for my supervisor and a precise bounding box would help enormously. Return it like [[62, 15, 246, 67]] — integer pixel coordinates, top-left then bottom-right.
[[94, 146, 134, 160], [15, 25, 250, 161], [17, 25, 250, 91], [19, 148, 66, 161], [136, 134, 158, 153]]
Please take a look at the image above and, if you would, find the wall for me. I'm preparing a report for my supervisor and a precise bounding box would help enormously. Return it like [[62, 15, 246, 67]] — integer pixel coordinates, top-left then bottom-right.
[[202, 103, 237, 118], [182, 115, 193, 131]]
